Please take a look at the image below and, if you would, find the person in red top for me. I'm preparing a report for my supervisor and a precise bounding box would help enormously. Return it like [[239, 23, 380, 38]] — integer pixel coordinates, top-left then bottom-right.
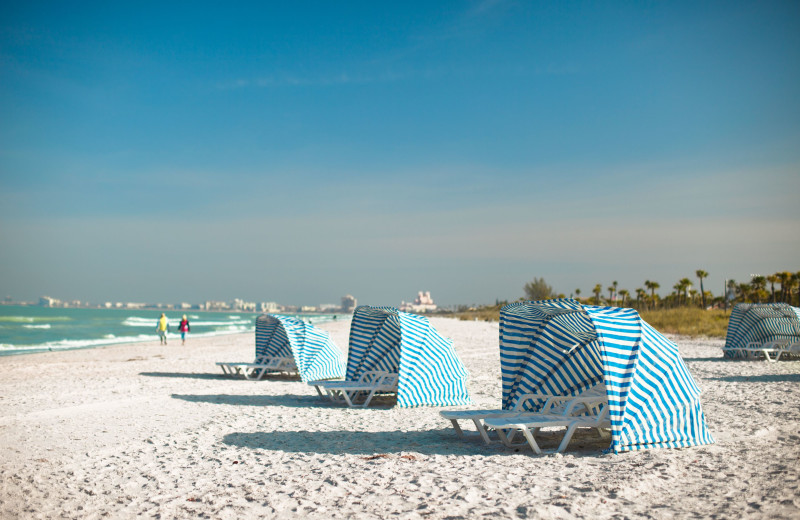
[[179, 315, 190, 345]]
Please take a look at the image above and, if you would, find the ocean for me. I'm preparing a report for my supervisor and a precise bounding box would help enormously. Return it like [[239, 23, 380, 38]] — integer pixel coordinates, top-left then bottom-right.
[[0, 305, 337, 357]]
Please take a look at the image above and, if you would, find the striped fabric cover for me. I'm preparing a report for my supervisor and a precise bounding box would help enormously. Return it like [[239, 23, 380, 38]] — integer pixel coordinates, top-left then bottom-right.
[[255, 314, 346, 383], [723, 303, 800, 356], [499, 299, 714, 453], [346, 306, 471, 407]]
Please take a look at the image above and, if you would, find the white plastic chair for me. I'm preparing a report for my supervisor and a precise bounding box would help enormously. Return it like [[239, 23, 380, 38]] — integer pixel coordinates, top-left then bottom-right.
[[216, 356, 298, 380], [440, 384, 606, 444], [309, 371, 399, 408], [742, 340, 790, 362], [485, 398, 610, 454]]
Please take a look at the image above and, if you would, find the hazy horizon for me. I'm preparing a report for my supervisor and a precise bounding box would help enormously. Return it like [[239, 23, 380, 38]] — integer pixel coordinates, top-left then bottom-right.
[[2, 2, 799, 307]]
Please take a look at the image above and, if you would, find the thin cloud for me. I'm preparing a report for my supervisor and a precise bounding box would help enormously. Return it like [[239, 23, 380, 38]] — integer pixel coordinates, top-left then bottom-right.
[[466, 0, 513, 18], [216, 70, 410, 90]]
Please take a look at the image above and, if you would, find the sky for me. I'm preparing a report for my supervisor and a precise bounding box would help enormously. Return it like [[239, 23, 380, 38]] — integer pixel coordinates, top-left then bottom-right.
[[1, 1, 799, 308]]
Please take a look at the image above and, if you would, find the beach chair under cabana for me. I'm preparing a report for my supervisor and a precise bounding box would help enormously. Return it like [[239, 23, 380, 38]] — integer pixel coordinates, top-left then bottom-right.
[[445, 299, 714, 454], [310, 305, 471, 407], [723, 303, 800, 361], [217, 314, 346, 382]]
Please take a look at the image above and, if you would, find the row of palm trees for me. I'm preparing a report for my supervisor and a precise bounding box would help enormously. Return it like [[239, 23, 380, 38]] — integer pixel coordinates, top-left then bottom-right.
[[574, 270, 800, 309]]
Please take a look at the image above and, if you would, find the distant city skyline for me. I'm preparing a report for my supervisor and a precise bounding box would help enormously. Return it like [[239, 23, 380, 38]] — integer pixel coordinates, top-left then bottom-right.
[[1, 2, 798, 307]]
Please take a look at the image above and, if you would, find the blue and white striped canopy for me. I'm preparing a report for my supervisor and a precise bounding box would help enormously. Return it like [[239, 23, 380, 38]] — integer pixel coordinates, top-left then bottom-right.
[[500, 299, 714, 453], [724, 303, 800, 356], [255, 314, 346, 383], [345, 306, 471, 408]]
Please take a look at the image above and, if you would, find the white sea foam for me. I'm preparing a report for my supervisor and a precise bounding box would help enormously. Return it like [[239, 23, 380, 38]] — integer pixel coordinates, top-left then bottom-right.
[[122, 317, 157, 327], [0, 316, 70, 323], [23, 324, 52, 329], [0, 334, 154, 353], [122, 316, 252, 327], [0, 327, 255, 356]]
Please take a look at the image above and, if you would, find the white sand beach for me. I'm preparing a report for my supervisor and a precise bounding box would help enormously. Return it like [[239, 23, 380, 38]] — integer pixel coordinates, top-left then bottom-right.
[[1, 317, 799, 519]]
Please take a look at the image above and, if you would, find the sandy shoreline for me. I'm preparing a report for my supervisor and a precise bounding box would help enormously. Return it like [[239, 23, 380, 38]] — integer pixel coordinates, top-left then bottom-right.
[[1, 317, 799, 519]]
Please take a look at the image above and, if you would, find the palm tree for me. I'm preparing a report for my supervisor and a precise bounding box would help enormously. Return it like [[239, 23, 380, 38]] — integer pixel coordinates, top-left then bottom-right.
[[672, 282, 685, 307], [593, 284, 603, 305], [618, 289, 629, 307], [766, 274, 779, 302], [794, 272, 800, 306], [737, 282, 751, 302], [607, 285, 615, 304], [679, 278, 692, 305], [645, 280, 660, 309], [751, 275, 767, 303], [574, 288, 581, 302], [695, 270, 708, 308], [612, 281, 618, 301], [635, 288, 647, 308], [778, 271, 792, 303]]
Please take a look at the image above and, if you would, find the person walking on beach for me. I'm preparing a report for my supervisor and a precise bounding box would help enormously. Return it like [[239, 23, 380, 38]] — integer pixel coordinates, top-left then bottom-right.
[[179, 315, 190, 345], [156, 313, 169, 345]]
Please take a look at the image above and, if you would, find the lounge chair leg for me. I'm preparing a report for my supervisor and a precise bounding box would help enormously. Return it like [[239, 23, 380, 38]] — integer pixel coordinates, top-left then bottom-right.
[[520, 427, 542, 454], [360, 389, 379, 408], [495, 427, 512, 447], [342, 390, 360, 408], [496, 427, 528, 449], [557, 424, 579, 453], [471, 419, 492, 444], [451, 420, 465, 438]]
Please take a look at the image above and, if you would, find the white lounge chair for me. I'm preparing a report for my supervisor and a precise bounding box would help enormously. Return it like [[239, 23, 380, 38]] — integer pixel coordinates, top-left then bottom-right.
[[309, 371, 398, 408], [742, 340, 790, 362], [441, 384, 607, 444], [216, 356, 298, 380], [485, 398, 610, 454]]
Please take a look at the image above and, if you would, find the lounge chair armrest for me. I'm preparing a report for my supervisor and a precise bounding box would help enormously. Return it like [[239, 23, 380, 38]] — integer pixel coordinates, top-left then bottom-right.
[[513, 392, 561, 411]]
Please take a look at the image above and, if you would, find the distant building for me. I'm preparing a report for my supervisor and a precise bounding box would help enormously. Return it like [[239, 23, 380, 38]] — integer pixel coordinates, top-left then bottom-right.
[[205, 301, 231, 311], [39, 296, 61, 307], [399, 291, 437, 313], [231, 299, 256, 312], [260, 302, 280, 313], [341, 294, 357, 313], [301, 305, 317, 313]]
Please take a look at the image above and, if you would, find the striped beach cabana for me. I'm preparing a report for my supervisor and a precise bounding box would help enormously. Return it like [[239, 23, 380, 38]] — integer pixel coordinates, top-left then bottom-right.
[[256, 314, 346, 383], [500, 299, 714, 453], [346, 305, 471, 407], [723, 303, 800, 358]]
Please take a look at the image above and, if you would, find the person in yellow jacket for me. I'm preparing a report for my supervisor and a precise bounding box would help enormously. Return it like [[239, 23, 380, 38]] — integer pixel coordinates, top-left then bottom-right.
[[156, 313, 169, 345]]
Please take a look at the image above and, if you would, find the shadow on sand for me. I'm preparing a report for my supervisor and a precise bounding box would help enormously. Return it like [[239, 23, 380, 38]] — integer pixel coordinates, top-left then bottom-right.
[[171, 393, 397, 409], [140, 372, 231, 380], [706, 373, 800, 383], [220, 428, 610, 457], [681, 357, 731, 363], [140, 372, 301, 382]]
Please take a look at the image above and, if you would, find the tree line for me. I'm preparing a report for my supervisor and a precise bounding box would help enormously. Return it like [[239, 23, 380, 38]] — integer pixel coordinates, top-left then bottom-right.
[[523, 270, 800, 310]]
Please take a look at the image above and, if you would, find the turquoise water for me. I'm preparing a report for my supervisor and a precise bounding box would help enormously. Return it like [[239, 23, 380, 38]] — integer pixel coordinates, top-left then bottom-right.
[[0, 305, 337, 356]]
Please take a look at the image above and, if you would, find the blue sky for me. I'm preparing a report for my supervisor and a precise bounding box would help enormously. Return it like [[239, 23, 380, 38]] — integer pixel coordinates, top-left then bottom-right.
[[1, 1, 798, 307]]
